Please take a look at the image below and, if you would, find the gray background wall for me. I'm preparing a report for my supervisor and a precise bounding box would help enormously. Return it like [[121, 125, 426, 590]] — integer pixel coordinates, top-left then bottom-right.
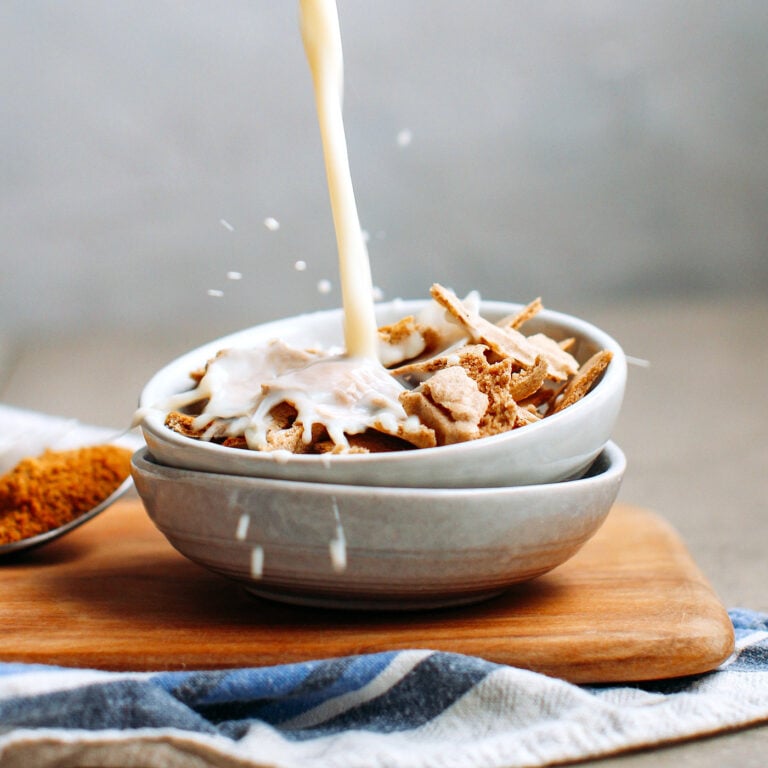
[[2, 0, 766, 345]]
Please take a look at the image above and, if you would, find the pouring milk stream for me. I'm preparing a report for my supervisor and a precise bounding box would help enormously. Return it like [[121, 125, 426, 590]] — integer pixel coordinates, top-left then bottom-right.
[[299, 0, 378, 359]]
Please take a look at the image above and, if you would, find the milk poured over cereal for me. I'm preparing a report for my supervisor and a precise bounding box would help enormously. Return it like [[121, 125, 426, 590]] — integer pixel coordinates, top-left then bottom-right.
[[148, 3, 611, 456], [158, 1, 411, 450]]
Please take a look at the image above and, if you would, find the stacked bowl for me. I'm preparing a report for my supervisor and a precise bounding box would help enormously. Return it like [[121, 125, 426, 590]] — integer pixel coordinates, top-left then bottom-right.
[[132, 301, 627, 610]]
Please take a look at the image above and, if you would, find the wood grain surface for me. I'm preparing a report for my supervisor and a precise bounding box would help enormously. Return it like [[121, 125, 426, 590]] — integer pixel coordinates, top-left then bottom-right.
[[0, 498, 734, 683]]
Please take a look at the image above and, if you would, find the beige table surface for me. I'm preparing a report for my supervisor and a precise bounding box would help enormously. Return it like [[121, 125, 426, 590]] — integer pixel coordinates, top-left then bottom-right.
[[1, 296, 766, 767]]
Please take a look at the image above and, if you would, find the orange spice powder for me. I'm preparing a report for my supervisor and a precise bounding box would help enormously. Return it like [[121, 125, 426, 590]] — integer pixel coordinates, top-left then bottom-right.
[[0, 445, 133, 544]]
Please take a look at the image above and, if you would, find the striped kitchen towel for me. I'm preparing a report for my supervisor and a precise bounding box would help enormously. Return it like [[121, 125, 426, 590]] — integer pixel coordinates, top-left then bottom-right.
[[0, 609, 766, 768]]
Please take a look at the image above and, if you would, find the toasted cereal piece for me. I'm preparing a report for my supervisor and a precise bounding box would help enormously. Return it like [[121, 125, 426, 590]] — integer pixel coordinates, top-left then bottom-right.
[[312, 427, 432, 454], [477, 381, 519, 437], [496, 297, 543, 330], [371, 418, 437, 450], [525, 333, 579, 381], [516, 405, 542, 425], [551, 350, 613, 414], [400, 366, 487, 446], [447, 348, 515, 406], [165, 411, 205, 439], [349, 430, 427, 453], [264, 423, 307, 453], [460, 353, 539, 436], [315, 441, 371, 455], [391, 344, 489, 382], [265, 421, 327, 453], [165, 411, 244, 445], [519, 383, 560, 413], [479, 398, 542, 437], [269, 401, 298, 430], [406, 342, 546, 406], [423, 366, 489, 423], [378, 316, 438, 367], [509, 356, 548, 401], [450, 345, 500, 382], [477, 410, 519, 438], [313, 438, 347, 454], [221, 436, 248, 449], [400, 390, 477, 446], [430, 284, 539, 367]]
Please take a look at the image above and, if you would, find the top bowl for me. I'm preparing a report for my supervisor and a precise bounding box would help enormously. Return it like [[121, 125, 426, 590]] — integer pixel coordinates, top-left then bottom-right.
[[138, 300, 626, 488]]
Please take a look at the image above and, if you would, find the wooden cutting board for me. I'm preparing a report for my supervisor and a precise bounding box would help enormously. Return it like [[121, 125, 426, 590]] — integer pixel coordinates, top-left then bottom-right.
[[0, 497, 733, 684]]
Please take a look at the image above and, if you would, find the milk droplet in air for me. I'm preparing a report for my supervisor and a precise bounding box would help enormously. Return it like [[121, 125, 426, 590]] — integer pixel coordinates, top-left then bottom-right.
[[250, 545, 264, 578], [317, 279, 332, 294], [235, 513, 250, 541], [219, 218, 235, 232], [397, 129, 413, 147], [264, 217, 280, 231], [227, 271, 243, 281], [294, 260, 307, 272], [207, 289, 224, 298], [372, 286, 384, 301], [329, 498, 347, 573]]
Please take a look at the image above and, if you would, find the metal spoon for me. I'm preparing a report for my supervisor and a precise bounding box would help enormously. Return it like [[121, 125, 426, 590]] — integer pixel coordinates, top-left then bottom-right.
[[0, 405, 142, 557]]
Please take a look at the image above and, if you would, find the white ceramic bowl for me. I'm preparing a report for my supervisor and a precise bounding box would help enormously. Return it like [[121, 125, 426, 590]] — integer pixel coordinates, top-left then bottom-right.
[[131, 441, 625, 610], [137, 300, 626, 488]]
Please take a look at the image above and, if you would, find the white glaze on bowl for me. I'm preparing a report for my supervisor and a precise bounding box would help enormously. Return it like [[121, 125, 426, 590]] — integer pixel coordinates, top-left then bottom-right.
[[138, 301, 626, 489], [131, 442, 625, 610]]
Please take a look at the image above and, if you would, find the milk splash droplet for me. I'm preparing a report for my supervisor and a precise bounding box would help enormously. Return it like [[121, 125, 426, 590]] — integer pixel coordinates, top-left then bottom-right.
[[317, 279, 332, 294], [235, 513, 250, 541], [219, 218, 235, 232], [329, 497, 347, 573], [227, 271, 243, 281], [207, 289, 224, 298], [264, 217, 281, 231], [250, 545, 264, 578], [294, 260, 307, 272], [397, 129, 413, 147]]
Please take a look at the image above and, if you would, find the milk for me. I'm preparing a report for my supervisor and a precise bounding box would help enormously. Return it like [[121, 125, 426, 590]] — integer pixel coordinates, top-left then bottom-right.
[[299, 0, 378, 360]]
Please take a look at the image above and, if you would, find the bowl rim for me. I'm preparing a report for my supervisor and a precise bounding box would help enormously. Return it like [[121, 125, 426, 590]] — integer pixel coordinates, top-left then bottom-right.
[[131, 441, 626, 499], [137, 299, 627, 467]]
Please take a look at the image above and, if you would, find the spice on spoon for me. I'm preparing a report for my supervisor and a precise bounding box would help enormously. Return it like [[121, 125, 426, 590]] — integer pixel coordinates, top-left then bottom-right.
[[0, 445, 132, 544]]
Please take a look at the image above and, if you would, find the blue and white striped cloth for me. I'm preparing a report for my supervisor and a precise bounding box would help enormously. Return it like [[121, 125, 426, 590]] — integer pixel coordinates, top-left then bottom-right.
[[0, 609, 766, 767]]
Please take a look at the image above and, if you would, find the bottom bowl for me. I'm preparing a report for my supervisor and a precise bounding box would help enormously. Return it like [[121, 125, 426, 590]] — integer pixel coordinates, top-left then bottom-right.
[[131, 442, 625, 610]]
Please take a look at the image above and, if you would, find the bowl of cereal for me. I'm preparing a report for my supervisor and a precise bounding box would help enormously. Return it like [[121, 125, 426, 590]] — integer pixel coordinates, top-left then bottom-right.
[[136, 286, 626, 488], [131, 441, 625, 610]]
